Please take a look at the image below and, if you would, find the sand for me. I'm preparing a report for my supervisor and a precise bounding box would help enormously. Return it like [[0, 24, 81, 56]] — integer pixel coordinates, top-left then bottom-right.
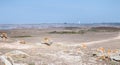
[[0, 27, 120, 65]]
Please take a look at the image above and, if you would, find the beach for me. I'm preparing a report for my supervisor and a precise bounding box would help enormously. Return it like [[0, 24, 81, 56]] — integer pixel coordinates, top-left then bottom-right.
[[0, 25, 120, 65]]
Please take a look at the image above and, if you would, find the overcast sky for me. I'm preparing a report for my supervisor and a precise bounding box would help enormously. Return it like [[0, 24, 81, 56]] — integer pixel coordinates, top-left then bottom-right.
[[0, 0, 120, 24]]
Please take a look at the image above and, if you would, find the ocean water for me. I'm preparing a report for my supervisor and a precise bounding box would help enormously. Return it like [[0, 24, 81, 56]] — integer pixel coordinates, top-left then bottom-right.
[[0, 23, 120, 30], [0, 23, 82, 30]]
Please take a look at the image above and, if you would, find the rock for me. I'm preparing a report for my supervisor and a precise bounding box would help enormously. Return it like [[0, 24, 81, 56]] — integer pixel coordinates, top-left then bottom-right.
[[109, 51, 120, 62], [111, 56, 120, 62], [41, 38, 53, 46], [0, 55, 14, 65], [5, 50, 29, 59], [17, 40, 26, 44], [42, 42, 53, 46], [0, 55, 29, 65], [92, 54, 97, 57]]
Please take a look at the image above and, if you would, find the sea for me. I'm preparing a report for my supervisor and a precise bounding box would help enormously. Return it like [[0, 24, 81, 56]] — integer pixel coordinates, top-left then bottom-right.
[[0, 23, 120, 30]]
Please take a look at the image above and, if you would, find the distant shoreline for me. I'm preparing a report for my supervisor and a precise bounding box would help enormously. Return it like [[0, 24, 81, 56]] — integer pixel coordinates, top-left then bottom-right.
[[0, 23, 120, 30]]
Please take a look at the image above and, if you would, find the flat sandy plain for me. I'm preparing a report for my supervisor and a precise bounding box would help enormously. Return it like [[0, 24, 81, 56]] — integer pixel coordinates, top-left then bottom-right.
[[0, 26, 120, 65]]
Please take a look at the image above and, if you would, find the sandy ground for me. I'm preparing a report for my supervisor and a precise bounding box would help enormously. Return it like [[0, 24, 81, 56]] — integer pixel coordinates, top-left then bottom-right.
[[0, 27, 120, 65]]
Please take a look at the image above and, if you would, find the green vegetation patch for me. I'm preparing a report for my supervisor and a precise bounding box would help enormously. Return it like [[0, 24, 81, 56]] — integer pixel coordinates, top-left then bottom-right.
[[11, 35, 32, 38], [29, 63, 35, 65], [49, 30, 86, 34], [88, 27, 120, 32], [109, 61, 119, 65]]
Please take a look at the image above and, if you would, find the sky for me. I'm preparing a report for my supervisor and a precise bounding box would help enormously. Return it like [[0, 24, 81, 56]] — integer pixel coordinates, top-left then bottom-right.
[[0, 0, 120, 24]]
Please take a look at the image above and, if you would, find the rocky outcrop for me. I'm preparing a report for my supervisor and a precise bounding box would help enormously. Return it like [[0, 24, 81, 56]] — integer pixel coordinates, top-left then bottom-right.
[[0, 50, 29, 65]]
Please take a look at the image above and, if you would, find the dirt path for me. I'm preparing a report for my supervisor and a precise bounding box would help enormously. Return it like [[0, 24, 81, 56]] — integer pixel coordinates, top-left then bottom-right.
[[85, 35, 120, 45], [61, 35, 120, 47]]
